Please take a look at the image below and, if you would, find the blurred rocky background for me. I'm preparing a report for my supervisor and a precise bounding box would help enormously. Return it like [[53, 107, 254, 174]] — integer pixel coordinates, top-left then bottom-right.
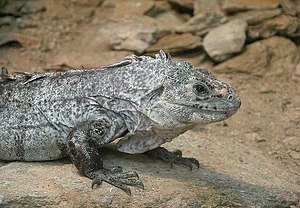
[[0, 0, 299, 207]]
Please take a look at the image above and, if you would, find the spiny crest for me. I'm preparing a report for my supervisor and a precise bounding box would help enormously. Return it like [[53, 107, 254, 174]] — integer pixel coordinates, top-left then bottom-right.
[[154, 50, 172, 62], [101, 50, 172, 70], [0, 67, 16, 82], [125, 50, 172, 64], [0, 67, 46, 85]]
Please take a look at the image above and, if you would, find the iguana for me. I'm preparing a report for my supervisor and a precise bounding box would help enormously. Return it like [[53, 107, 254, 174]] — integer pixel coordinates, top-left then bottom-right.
[[0, 50, 241, 195]]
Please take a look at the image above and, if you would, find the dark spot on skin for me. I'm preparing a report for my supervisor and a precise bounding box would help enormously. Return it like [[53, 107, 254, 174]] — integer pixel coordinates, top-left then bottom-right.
[[135, 140, 141, 148], [57, 141, 68, 158], [15, 133, 25, 161]]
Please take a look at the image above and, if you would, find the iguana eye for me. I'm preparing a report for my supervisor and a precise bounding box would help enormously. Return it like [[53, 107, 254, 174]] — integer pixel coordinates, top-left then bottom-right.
[[193, 84, 208, 96]]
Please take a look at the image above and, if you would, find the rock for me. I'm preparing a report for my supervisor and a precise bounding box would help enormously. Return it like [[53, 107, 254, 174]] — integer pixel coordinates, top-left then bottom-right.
[[0, 146, 298, 207], [167, 0, 194, 13], [295, 0, 300, 15], [17, 18, 39, 29], [0, 32, 41, 49], [230, 8, 282, 25], [222, 0, 281, 13], [172, 53, 207, 67], [42, 37, 57, 51], [46, 2, 71, 19], [280, 0, 297, 16], [176, 12, 227, 36], [248, 15, 298, 39], [99, 15, 165, 53], [214, 36, 299, 77], [20, 1, 46, 14], [147, 1, 186, 32], [193, 0, 224, 16], [288, 151, 300, 160], [203, 19, 247, 62], [105, 0, 155, 17], [146, 33, 202, 53], [0, 16, 15, 27], [0, 1, 25, 16]]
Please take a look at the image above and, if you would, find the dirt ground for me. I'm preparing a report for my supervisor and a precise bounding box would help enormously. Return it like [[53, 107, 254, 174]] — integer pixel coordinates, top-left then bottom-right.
[[0, 1, 299, 207]]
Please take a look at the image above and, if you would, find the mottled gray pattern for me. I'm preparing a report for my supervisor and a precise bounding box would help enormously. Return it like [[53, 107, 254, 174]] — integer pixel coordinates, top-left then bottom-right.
[[0, 50, 240, 161]]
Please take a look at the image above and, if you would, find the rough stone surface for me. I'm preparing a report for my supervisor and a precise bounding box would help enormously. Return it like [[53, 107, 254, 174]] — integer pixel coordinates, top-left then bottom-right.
[[105, 0, 155, 17], [280, 0, 297, 16], [222, 0, 281, 13], [176, 12, 227, 36], [99, 15, 165, 53], [248, 15, 299, 39], [151, 9, 186, 32], [0, 131, 299, 207], [0, 16, 15, 27], [70, 0, 103, 7], [231, 8, 282, 25], [146, 33, 202, 53], [193, 0, 224, 16], [296, 0, 300, 15], [214, 41, 268, 75], [0, 32, 41, 49], [172, 53, 206, 67], [293, 61, 300, 77], [283, 137, 300, 151], [214, 36, 299, 76], [167, 0, 194, 11], [203, 19, 247, 62]]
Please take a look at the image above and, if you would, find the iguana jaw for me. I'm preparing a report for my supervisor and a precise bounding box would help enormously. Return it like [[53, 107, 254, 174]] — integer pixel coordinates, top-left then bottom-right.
[[167, 103, 239, 124]]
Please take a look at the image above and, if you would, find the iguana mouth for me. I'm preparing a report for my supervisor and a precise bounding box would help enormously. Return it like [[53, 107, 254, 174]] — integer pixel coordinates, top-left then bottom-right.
[[172, 102, 237, 113], [191, 103, 237, 113]]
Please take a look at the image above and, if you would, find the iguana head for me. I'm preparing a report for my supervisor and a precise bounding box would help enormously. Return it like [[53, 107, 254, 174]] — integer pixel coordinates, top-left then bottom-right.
[[116, 51, 241, 154], [149, 51, 241, 127]]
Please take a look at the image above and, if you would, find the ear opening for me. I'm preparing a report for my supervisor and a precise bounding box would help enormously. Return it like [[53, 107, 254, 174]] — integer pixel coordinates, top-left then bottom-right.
[[141, 86, 164, 103]]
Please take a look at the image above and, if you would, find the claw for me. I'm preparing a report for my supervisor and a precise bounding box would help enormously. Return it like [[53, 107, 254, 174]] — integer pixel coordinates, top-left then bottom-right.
[[120, 178, 144, 190], [189, 157, 200, 169], [171, 149, 182, 157], [87, 167, 143, 196], [91, 178, 103, 189]]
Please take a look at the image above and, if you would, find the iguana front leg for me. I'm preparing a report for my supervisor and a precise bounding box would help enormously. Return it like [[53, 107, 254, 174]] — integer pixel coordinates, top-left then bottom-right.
[[67, 120, 144, 196], [146, 147, 200, 170]]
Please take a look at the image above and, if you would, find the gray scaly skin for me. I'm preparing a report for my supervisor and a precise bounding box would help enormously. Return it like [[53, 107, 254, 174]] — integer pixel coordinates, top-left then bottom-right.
[[0, 50, 241, 195]]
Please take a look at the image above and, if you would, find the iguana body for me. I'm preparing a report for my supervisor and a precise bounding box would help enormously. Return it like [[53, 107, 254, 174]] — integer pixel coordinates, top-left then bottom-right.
[[0, 51, 241, 195]]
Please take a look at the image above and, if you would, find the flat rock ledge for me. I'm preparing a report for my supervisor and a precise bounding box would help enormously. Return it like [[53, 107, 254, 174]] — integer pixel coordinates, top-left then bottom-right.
[[0, 141, 298, 208]]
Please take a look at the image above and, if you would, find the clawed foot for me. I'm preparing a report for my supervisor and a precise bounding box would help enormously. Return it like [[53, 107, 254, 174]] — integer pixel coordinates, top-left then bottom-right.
[[146, 147, 200, 170], [87, 166, 144, 196]]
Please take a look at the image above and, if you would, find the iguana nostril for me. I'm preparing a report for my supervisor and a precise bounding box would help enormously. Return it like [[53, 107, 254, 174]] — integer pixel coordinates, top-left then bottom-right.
[[227, 94, 233, 101]]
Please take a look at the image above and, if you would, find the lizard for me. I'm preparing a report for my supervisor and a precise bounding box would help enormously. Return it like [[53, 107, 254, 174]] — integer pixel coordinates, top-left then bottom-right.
[[0, 50, 241, 195]]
